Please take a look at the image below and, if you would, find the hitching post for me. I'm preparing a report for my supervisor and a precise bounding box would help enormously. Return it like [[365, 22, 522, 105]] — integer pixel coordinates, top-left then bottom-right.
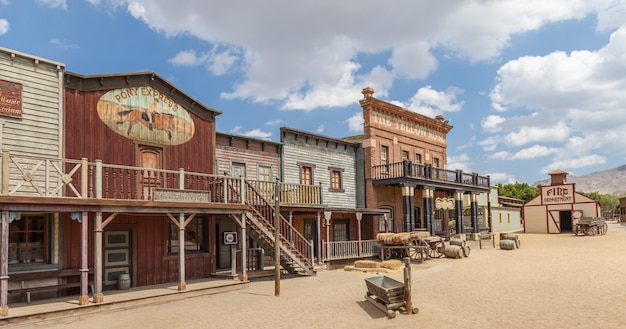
[[404, 257, 412, 315]]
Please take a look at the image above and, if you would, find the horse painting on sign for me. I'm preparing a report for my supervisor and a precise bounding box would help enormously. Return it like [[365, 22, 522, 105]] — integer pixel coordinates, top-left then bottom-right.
[[96, 86, 195, 146]]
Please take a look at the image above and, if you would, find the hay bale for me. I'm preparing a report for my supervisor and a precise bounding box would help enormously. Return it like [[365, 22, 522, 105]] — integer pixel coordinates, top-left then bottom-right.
[[415, 231, 431, 239], [354, 260, 381, 269], [381, 260, 403, 271]]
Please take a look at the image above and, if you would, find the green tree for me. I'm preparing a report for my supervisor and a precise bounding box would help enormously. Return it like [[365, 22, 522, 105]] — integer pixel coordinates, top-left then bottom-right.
[[496, 182, 539, 202], [580, 191, 619, 217]]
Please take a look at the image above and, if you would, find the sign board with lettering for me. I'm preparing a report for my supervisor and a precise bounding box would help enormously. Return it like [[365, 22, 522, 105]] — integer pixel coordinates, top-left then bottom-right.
[[541, 185, 574, 205], [152, 188, 210, 203], [0, 79, 23, 119]]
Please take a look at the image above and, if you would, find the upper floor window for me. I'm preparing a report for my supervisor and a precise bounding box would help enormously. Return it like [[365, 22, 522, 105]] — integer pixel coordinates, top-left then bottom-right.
[[231, 162, 246, 178], [258, 164, 272, 181], [415, 154, 422, 164], [433, 157, 440, 167], [402, 151, 409, 161], [329, 167, 344, 192], [300, 165, 313, 185], [381, 146, 389, 166]]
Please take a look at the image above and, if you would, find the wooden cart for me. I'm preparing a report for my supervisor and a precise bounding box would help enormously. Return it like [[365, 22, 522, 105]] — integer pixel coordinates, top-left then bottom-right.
[[376, 232, 436, 262], [575, 216, 608, 236], [364, 275, 418, 318]]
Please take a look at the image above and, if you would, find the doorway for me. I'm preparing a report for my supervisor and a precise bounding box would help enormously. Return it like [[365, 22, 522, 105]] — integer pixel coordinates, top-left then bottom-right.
[[103, 230, 132, 289], [559, 211, 573, 233]]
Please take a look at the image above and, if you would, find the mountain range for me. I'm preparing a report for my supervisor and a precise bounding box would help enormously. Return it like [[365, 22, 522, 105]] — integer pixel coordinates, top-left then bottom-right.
[[534, 165, 626, 196]]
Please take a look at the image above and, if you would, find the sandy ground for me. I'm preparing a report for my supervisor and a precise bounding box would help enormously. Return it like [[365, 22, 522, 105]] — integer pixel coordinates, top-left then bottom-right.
[[49, 221, 626, 329]]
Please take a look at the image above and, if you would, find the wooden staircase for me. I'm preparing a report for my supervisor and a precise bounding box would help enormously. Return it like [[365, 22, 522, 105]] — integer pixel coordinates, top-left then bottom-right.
[[231, 181, 315, 276]]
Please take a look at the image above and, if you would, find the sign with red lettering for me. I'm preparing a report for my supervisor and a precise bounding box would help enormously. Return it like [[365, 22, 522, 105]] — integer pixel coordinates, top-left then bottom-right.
[[0, 80, 23, 119]]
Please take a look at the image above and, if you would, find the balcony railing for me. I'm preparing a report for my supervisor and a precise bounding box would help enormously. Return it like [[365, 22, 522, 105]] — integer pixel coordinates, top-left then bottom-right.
[[322, 240, 378, 261], [0, 151, 321, 205], [372, 160, 490, 189]]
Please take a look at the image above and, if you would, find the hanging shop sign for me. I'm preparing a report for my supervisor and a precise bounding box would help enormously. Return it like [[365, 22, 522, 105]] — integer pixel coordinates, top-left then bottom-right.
[[0, 79, 23, 119]]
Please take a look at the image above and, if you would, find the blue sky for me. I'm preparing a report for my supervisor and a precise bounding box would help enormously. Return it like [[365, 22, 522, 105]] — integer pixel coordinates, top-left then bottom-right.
[[2, 0, 626, 185]]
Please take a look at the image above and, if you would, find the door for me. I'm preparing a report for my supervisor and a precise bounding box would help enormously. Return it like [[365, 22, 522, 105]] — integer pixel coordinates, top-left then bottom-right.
[[559, 211, 573, 233], [304, 219, 317, 261], [138, 146, 163, 200], [104, 230, 132, 289]]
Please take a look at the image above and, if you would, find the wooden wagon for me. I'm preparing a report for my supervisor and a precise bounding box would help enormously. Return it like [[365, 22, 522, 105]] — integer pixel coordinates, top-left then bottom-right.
[[376, 232, 444, 261], [364, 275, 419, 318], [575, 216, 608, 236]]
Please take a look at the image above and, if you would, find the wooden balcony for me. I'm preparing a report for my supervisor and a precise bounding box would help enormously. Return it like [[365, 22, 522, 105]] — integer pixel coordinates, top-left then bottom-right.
[[0, 150, 321, 206], [372, 161, 490, 192]]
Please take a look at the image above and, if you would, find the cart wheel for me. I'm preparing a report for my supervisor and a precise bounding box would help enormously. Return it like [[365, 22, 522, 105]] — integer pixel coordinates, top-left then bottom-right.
[[383, 248, 392, 260], [429, 241, 443, 258], [601, 222, 608, 235], [408, 246, 419, 260]]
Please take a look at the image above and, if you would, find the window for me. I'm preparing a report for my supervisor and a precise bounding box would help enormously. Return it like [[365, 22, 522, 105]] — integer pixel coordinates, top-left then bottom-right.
[[332, 219, 349, 241], [379, 207, 394, 232], [380, 146, 389, 173], [415, 154, 422, 164], [9, 214, 48, 264], [301, 165, 313, 185], [329, 167, 344, 191], [258, 165, 272, 181], [168, 217, 204, 254], [499, 213, 503, 224], [507, 214, 511, 224], [402, 151, 409, 161], [433, 157, 440, 167], [231, 162, 246, 178]]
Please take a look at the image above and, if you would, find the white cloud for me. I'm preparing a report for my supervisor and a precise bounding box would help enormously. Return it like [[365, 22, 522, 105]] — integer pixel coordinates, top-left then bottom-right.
[[0, 19, 8, 35], [541, 154, 606, 174], [508, 145, 559, 160], [481, 115, 505, 132], [264, 120, 283, 126], [488, 172, 518, 184], [112, 0, 605, 111], [503, 122, 571, 146], [392, 86, 463, 117], [346, 112, 363, 133], [169, 50, 202, 66], [316, 124, 325, 133], [446, 153, 471, 172], [229, 126, 272, 140], [50, 38, 78, 50]]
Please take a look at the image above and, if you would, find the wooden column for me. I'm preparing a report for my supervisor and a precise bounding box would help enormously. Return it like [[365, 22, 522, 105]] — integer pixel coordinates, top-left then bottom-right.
[[356, 212, 363, 256], [324, 211, 332, 260], [240, 213, 247, 281], [93, 212, 104, 303], [80, 211, 89, 305], [178, 213, 186, 291], [315, 211, 321, 264], [0, 211, 9, 316]]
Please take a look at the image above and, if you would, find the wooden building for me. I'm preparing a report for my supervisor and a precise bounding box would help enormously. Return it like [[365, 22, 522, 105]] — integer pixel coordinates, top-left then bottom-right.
[[356, 87, 490, 238], [523, 170, 601, 233], [0, 47, 315, 316]]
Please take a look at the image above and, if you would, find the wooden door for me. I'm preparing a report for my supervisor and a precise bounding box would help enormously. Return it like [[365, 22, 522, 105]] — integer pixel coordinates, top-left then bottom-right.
[[104, 230, 131, 288], [138, 146, 163, 200]]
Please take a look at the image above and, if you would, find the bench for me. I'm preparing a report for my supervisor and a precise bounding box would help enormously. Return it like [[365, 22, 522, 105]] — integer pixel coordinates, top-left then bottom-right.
[[8, 268, 94, 304]]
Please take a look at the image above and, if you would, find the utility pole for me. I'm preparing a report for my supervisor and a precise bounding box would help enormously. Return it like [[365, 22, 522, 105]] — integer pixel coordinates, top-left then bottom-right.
[[274, 178, 281, 296]]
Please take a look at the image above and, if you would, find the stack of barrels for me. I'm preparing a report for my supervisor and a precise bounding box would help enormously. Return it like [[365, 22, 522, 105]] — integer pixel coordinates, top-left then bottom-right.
[[444, 238, 470, 258], [499, 233, 520, 250]]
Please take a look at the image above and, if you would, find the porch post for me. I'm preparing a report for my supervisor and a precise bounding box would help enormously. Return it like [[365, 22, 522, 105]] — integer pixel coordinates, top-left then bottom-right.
[[402, 186, 415, 232], [423, 187, 435, 236], [356, 212, 362, 256], [0, 211, 8, 316], [93, 211, 104, 303], [240, 213, 247, 281], [80, 211, 89, 305], [455, 190, 464, 237], [471, 193, 479, 235], [288, 211, 293, 241], [315, 211, 321, 264], [178, 213, 186, 291], [324, 211, 332, 260]]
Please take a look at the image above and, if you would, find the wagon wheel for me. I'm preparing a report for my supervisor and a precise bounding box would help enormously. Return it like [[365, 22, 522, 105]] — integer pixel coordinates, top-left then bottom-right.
[[383, 248, 392, 260], [601, 222, 608, 235], [428, 240, 443, 258], [588, 226, 597, 236]]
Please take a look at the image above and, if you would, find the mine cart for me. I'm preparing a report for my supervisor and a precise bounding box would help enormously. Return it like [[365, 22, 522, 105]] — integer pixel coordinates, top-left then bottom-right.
[[575, 216, 608, 236], [364, 275, 419, 318], [376, 232, 436, 262]]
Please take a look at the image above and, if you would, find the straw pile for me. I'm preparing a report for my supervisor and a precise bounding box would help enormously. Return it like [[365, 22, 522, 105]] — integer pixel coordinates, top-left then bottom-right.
[[376, 232, 425, 245]]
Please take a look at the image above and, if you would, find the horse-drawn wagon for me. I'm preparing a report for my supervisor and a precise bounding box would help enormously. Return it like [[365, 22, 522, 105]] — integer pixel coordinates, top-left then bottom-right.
[[376, 232, 444, 262], [575, 216, 608, 236]]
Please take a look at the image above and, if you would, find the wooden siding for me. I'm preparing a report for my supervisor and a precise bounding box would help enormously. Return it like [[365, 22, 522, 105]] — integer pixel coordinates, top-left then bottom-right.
[[62, 213, 215, 287], [0, 50, 63, 197], [282, 134, 357, 208], [64, 88, 215, 174], [215, 133, 280, 180]]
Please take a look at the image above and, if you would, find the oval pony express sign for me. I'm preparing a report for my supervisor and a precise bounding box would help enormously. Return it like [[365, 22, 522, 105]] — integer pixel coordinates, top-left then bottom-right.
[[97, 86, 195, 145]]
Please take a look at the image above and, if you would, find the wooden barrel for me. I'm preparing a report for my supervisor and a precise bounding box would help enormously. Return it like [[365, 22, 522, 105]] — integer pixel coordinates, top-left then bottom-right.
[[449, 238, 466, 248], [501, 233, 518, 241], [118, 273, 131, 290], [443, 245, 463, 259], [499, 239, 516, 250], [462, 245, 471, 257]]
